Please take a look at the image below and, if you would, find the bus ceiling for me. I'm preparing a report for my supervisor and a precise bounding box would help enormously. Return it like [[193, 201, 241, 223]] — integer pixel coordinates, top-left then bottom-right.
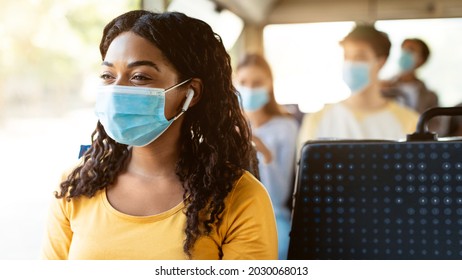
[[142, 0, 462, 55], [209, 0, 462, 25]]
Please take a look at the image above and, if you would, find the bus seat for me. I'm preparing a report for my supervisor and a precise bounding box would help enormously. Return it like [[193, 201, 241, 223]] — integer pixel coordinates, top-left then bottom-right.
[[288, 139, 462, 259]]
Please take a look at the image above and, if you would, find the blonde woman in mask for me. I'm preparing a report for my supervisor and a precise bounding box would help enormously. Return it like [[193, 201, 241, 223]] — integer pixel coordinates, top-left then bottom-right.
[[298, 24, 419, 149], [235, 53, 299, 260]]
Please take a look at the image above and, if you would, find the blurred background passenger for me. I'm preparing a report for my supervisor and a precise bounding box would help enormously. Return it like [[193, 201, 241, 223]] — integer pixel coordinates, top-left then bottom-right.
[[298, 24, 419, 149], [381, 38, 445, 134], [382, 38, 438, 113], [235, 53, 299, 260]]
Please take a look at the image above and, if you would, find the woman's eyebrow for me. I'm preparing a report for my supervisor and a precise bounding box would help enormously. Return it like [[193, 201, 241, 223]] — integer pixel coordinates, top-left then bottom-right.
[[127, 60, 161, 72], [101, 60, 161, 72]]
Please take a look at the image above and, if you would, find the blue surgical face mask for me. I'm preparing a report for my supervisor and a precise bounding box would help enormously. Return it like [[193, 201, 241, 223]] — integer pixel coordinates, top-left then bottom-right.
[[236, 85, 269, 111], [342, 61, 371, 94], [398, 49, 416, 72], [95, 79, 191, 147]]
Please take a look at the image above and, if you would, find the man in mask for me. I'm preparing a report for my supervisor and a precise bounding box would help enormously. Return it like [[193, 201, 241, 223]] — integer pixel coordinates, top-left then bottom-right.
[[382, 38, 438, 114], [297, 24, 419, 149], [381, 38, 444, 134]]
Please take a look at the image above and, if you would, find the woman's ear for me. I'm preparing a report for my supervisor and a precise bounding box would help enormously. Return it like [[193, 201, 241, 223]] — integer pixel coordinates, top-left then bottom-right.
[[188, 78, 203, 107]]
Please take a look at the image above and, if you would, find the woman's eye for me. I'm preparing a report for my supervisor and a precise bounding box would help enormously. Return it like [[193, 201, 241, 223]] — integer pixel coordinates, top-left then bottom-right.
[[100, 73, 114, 80], [132, 74, 150, 81]]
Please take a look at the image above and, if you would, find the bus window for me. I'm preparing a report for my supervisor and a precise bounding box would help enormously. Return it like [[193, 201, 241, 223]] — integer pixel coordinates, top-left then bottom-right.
[[263, 18, 462, 113]]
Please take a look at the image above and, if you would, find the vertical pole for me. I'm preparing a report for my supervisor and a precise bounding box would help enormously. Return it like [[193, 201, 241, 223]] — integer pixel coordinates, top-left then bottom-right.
[[241, 23, 265, 55]]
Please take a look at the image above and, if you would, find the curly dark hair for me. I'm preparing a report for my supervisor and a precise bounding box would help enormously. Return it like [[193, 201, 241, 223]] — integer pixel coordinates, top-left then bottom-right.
[[56, 10, 259, 258]]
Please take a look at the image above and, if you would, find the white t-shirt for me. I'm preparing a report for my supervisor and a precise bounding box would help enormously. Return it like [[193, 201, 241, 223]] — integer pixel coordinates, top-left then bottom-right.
[[298, 101, 419, 149]]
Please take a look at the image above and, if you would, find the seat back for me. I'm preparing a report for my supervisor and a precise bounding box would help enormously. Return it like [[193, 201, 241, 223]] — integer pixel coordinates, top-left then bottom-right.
[[78, 144, 91, 159], [288, 140, 462, 259]]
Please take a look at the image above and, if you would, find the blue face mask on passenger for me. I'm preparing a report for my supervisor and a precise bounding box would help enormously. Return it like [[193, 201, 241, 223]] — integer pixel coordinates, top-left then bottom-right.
[[398, 49, 416, 72], [236, 85, 269, 111], [95, 79, 193, 147], [342, 61, 371, 94]]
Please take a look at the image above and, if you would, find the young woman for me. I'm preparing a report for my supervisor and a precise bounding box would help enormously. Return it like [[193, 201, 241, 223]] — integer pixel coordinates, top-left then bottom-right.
[[41, 10, 277, 260], [235, 54, 299, 259]]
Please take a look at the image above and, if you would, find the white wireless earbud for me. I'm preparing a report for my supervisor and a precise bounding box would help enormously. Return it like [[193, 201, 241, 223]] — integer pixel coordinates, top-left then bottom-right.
[[182, 89, 195, 111]]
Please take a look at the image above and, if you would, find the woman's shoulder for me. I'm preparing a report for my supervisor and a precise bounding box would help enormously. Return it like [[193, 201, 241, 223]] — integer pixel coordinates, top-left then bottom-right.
[[219, 170, 275, 234], [214, 170, 278, 259], [227, 171, 272, 205], [234, 170, 266, 190], [52, 160, 103, 212]]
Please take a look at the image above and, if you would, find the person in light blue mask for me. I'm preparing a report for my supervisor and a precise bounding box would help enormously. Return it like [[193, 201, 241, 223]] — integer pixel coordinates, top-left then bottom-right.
[[382, 38, 438, 113], [382, 38, 443, 130], [382, 38, 444, 134], [235, 53, 299, 259], [41, 10, 277, 260], [298, 24, 419, 148]]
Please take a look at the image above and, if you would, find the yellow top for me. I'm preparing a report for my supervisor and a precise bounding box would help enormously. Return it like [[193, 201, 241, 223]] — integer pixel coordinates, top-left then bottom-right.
[[297, 101, 419, 150], [41, 171, 278, 260]]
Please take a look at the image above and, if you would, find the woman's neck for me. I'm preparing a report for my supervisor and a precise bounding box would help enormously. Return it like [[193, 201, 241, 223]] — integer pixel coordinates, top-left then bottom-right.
[[126, 122, 182, 179]]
